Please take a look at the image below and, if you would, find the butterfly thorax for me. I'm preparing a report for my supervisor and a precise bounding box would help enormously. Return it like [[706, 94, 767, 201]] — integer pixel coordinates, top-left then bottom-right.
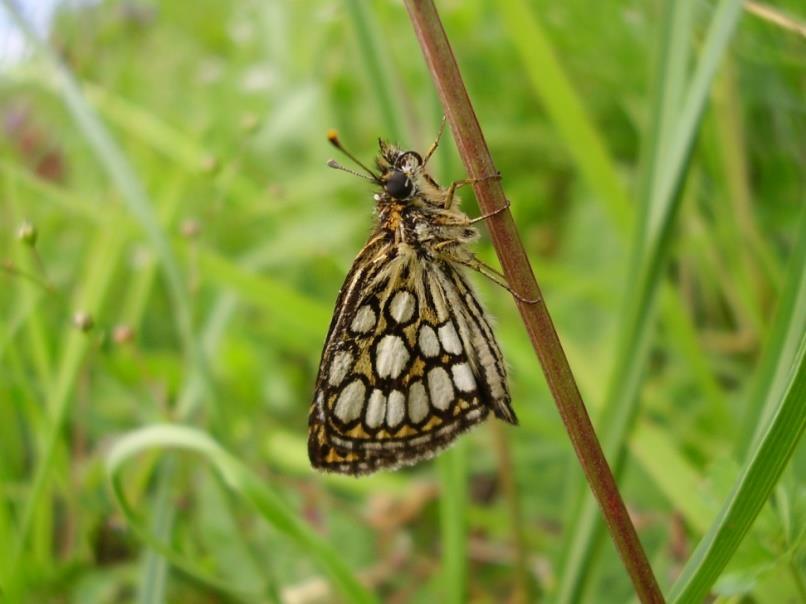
[[374, 196, 477, 254], [373, 141, 478, 255]]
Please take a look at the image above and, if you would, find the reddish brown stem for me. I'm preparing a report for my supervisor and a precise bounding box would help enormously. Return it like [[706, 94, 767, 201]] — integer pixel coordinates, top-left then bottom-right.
[[402, 1, 664, 602]]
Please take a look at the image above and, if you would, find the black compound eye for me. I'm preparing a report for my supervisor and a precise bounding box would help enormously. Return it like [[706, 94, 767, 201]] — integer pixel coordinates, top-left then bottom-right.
[[385, 170, 413, 199]]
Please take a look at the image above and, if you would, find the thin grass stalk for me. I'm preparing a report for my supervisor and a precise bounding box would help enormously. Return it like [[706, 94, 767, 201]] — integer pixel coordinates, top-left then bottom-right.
[[402, 1, 664, 601]]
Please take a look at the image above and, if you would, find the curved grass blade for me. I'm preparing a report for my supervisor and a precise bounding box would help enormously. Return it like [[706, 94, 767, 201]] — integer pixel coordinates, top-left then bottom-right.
[[107, 424, 378, 604]]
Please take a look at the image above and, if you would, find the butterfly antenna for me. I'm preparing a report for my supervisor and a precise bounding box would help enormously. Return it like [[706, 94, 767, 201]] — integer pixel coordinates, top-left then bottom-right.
[[327, 160, 377, 183], [327, 130, 380, 181]]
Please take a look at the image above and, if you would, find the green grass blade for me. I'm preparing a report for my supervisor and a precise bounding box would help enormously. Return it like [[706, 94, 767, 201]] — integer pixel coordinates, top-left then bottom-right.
[[557, 0, 694, 596], [343, 0, 405, 140], [1, 9, 209, 596], [194, 246, 331, 347], [647, 0, 744, 246], [83, 83, 206, 170], [739, 209, 806, 455], [499, 0, 632, 234], [437, 443, 468, 604], [5, 226, 125, 591], [668, 337, 806, 602], [137, 461, 175, 604], [633, 0, 695, 260], [557, 1, 744, 600], [1, 1, 201, 376], [107, 425, 378, 604], [630, 420, 712, 534]]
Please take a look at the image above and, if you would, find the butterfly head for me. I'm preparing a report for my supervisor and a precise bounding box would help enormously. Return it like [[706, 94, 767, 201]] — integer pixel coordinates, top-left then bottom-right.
[[377, 140, 423, 201], [326, 131, 427, 203]]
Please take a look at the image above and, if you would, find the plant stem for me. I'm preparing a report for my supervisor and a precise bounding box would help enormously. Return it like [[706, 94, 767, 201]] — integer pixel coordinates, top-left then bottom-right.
[[402, 1, 664, 602]]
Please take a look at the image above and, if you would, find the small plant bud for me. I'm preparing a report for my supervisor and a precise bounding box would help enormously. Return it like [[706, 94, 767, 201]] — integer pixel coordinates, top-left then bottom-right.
[[180, 218, 201, 239], [200, 155, 219, 174], [17, 221, 37, 246], [73, 311, 94, 332], [240, 113, 259, 133], [113, 324, 134, 344]]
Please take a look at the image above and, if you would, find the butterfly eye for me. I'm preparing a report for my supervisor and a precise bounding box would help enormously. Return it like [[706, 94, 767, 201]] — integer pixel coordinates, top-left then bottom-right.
[[396, 151, 423, 170], [385, 170, 413, 199]]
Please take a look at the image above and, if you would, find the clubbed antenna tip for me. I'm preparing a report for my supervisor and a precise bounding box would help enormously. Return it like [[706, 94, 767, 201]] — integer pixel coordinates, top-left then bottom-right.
[[325, 130, 379, 181]]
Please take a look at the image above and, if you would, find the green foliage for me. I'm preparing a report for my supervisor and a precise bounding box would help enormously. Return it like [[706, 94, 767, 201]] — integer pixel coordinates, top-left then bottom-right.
[[0, 0, 803, 602]]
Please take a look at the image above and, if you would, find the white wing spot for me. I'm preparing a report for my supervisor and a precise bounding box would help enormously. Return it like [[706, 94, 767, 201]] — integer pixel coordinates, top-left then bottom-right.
[[334, 379, 365, 423], [375, 334, 409, 379], [408, 381, 429, 423], [350, 305, 376, 333], [428, 367, 454, 411], [466, 408, 483, 421], [328, 350, 353, 386], [365, 389, 386, 429], [451, 362, 476, 393], [438, 322, 462, 355], [386, 390, 405, 428], [418, 325, 440, 358], [388, 290, 415, 323], [315, 390, 325, 420]]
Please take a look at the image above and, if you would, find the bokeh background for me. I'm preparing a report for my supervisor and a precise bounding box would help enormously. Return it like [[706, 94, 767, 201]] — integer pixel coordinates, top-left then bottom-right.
[[1, 0, 804, 602]]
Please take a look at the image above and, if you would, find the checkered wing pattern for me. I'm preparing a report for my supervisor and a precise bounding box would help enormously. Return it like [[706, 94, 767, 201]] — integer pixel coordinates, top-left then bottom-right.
[[308, 236, 516, 476]]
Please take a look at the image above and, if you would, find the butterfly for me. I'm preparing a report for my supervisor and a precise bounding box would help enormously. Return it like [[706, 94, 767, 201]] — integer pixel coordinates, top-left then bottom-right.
[[308, 124, 525, 476]]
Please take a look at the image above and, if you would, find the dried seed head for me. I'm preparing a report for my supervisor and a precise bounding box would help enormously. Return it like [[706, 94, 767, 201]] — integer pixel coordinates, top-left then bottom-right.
[[200, 155, 219, 174], [240, 113, 259, 133], [113, 324, 134, 344], [180, 218, 201, 239], [17, 221, 37, 246], [73, 311, 94, 332]]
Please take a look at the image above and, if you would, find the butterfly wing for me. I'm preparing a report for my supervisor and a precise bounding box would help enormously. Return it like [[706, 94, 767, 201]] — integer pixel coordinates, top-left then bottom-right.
[[309, 239, 515, 475]]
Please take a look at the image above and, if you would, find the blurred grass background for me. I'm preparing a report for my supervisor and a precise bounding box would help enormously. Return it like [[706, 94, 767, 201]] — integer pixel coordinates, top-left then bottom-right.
[[0, 0, 804, 602]]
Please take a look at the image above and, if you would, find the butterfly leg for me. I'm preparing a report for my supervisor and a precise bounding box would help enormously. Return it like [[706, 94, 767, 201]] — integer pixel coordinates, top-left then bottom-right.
[[432, 243, 540, 304], [430, 197, 510, 228], [444, 172, 502, 210], [423, 116, 447, 168], [460, 256, 540, 304], [461, 256, 540, 304], [469, 197, 511, 224]]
